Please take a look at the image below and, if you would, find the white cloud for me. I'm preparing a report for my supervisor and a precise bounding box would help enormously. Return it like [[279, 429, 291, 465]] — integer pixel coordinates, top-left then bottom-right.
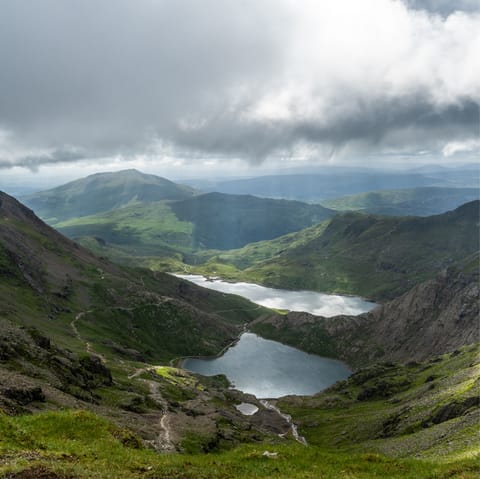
[[442, 139, 480, 156]]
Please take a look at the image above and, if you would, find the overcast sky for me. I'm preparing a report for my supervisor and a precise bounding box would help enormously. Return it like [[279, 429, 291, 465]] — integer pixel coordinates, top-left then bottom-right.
[[0, 0, 478, 183]]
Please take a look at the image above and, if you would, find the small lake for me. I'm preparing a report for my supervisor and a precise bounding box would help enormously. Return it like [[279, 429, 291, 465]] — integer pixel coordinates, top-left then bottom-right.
[[183, 333, 351, 398], [174, 274, 376, 316]]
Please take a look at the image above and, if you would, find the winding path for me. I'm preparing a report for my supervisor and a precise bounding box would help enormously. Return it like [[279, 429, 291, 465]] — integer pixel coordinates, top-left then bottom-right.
[[70, 310, 106, 363]]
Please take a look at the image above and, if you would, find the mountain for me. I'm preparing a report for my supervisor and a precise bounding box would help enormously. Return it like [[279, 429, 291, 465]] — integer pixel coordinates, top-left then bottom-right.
[[169, 192, 334, 249], [0, 191, 269, 361], [192, 201, 480, 300], [23, 172, 335, 255], [22, 169, 197, 222], [182, 167, 480, 202], [322, 186, 480, 216]]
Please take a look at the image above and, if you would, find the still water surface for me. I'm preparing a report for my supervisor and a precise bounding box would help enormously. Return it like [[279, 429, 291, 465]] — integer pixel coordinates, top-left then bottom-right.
[[183, 333, 351, 398], [175, 274, 376, 316], [177, 274, 376, 398]]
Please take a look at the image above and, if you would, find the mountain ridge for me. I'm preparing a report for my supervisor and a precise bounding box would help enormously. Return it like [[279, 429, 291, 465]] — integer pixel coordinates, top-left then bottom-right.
[[194, 200, 480, 300]]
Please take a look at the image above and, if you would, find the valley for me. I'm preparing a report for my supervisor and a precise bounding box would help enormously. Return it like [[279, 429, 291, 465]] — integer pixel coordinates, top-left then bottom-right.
[[2, 3, 479, 477], [1, 167, 479, 478]]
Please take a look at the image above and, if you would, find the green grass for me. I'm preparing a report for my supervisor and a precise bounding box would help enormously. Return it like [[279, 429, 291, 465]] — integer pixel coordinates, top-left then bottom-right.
[[45, 192, 334, 259], [1, 410, 478, 478], [55, 201, 195, 256]]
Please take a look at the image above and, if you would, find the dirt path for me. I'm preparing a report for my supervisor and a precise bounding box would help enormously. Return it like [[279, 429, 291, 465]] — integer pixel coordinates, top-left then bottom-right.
[[70, 311, 107, 364], [128, 366, 175, 452]]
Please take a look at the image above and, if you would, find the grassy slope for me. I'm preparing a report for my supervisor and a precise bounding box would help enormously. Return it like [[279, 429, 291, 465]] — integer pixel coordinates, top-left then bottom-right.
[[191, 201, 480, 300], [322, 186, 480, 216], [0, 192, 269, 363], [1, 411, 478, 478], [55, 200, 195, 256], [50, 193, 334, 256], [0, 346, 478, 478]]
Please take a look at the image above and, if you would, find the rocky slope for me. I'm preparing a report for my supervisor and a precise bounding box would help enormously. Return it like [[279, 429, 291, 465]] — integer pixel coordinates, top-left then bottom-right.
[[252, 267, 479, 367]]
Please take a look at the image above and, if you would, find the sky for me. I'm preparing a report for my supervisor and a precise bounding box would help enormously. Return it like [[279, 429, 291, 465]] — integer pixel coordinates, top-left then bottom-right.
[[0, 0, 479, 186]]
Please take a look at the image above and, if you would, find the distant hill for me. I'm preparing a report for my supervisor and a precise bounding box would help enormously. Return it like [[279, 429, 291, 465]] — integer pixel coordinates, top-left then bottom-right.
[[323, 187, 480, 216], [194, 172, 437, 201], [170, 192, 334, 249], [183, 166, 479, 202], [192, 201, 480, 300], [23, 172, 335, 253], [22, 169, 197, 222]]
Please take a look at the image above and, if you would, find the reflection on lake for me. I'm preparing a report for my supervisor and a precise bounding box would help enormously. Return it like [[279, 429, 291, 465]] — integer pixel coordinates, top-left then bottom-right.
[[183, 333, 351, 398], [175, 274, 376, 316]]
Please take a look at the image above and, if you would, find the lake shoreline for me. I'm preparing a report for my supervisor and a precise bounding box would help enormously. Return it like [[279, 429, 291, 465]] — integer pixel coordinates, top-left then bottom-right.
[[173, 273, 377, 317], [173, 271, 379, 304]]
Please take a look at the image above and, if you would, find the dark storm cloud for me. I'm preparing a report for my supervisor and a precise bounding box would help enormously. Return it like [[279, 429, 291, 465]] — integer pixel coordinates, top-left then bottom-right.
[[168, 98, 479, 160], [0, 0, 478, 168], [0, 0, 283, 152]]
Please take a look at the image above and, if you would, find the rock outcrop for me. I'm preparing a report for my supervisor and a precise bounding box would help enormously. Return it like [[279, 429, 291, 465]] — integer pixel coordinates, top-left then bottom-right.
[[255, 267, 479, 367]]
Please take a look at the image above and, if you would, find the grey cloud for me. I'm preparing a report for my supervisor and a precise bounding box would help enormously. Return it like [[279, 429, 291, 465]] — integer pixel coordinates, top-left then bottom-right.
[[0, 0, 478, 169], [0, 0, 282, 151], [0, 150, 85, 172], [166, 98, 479, 161], [0, 149, 87, 172], [404, 0, 480, 15]]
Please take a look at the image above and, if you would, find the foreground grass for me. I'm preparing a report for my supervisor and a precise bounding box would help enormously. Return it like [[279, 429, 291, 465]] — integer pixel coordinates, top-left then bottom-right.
[[1, 410, 478, 479]]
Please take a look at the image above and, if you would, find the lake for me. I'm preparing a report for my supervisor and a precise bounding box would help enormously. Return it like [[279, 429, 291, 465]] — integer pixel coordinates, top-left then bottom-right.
[[183, 332, 351, 398], [174, 274, 376, 316], [176, 274, 376, 398]]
